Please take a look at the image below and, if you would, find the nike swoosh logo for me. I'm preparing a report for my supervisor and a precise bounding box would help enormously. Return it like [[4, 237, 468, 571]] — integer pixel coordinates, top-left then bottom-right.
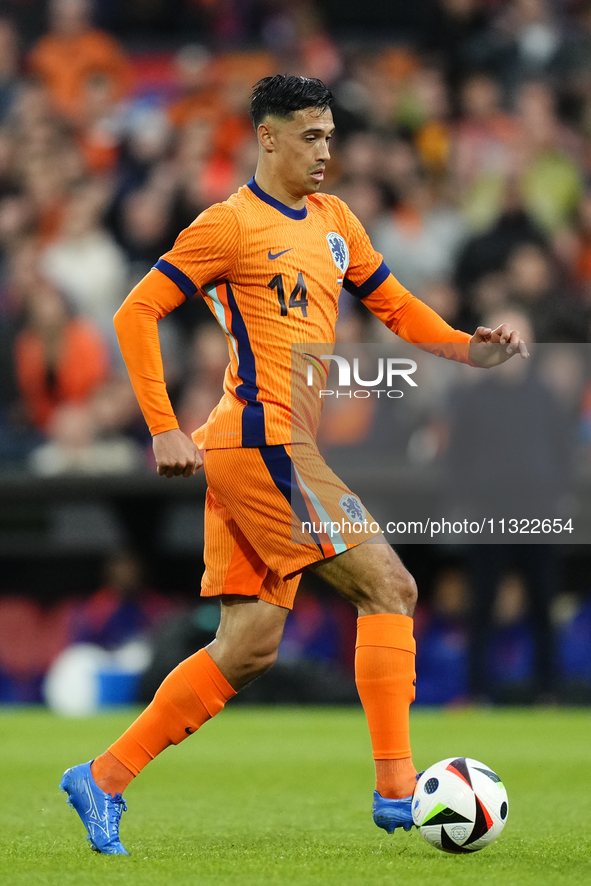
[[268, 248, 293, 260]]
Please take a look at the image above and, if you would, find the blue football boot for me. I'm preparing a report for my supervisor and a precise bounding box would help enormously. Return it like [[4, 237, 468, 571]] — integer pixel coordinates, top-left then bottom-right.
[[373, 772, 422, 834], [60, 761, 129, 855], [372, 790, 414, 833]]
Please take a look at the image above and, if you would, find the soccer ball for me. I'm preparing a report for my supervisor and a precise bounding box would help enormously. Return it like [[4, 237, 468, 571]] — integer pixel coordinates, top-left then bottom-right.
[[412, 757, 508, 853]]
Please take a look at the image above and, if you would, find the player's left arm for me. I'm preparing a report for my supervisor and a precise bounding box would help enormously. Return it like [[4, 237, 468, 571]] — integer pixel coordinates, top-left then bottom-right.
[[339, 199, 528, 367], [467, 322, 529, 366], [362, 276, 529, 366]]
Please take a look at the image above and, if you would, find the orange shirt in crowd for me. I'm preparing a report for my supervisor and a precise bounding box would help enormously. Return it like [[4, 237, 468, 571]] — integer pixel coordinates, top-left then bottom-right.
[[29, 28, 131, 120], [576, 238, 591, 284], [15, 318, 109, 431], [168, 92, 219, 129]]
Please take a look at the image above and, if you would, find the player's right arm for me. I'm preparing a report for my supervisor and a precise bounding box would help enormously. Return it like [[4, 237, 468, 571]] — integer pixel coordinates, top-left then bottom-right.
[[114, 202, 239, 477], [114, 269, 201, 476]]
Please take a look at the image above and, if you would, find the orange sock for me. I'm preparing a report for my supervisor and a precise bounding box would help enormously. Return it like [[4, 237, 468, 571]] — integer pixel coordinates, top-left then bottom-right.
[[91, 750, 134, 796], [355, 613, 417, 799], [91, 648, 236, 795]]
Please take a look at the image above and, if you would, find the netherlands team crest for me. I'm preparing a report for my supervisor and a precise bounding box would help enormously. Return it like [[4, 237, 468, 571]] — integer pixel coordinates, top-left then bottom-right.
[[339, 494, 366, 522], [326, 232, 349, 273]]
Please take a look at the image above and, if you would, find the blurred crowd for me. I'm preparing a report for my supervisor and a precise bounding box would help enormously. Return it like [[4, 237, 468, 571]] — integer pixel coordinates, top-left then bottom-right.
[[3, 0, 591, 473], [2, 546, 591, 705]]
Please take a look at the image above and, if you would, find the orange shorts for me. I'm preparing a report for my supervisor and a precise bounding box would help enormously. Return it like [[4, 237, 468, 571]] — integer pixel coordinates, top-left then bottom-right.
[[200, 443, 381, 609]]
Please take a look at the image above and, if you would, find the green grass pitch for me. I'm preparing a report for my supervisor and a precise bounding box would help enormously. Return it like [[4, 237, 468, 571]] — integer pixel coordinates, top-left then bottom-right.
[[1, 706, 590, 886]]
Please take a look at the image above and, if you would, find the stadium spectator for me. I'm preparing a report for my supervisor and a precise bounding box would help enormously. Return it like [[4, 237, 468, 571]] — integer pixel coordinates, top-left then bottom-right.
[[452, 72, 518, 198], [427, 0, 495, 92], [0, 593, 74, 702], [411, 66, 453, 176], [468, 270, 510, 329], [116, 187, 174, 284], [332, 178, 384, 233], [90, 374, 147, 448], [109, 104, 173, 227], [40, 180, 129, 342], [505, 241, 585, 341], [414, 566, 468, 705], [492, 0, 568, 93], [337, 131, 382, 188], [14, 281, 109, 432], [454, 177, 546, 298], [0, 17, 22, 125], [75, 71, 123, 176], [28, 397, 142, 476], [573, 192, 591, 297], [28, 0, 131, 123], [166, 44, 217, 131], [69, 551, 178, 650], [371, 174, 467, 293], [446, 308, 577, 701]]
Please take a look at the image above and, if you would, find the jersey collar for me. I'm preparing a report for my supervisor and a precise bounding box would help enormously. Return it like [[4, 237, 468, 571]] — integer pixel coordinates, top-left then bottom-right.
[[247, 176, 308, 220]]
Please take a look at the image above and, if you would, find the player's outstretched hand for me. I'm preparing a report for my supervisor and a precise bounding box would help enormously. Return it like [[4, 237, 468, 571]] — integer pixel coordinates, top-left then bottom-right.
[[468, 324, 530, 368], [153, 428, 203, 478]]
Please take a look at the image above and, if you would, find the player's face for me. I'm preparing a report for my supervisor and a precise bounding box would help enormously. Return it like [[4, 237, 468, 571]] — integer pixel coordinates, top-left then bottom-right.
[[265, 107, 335, 198]]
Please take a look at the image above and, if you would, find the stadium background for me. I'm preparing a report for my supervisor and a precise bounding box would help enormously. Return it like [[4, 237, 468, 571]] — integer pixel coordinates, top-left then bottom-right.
[[1, 0, 591, 710]]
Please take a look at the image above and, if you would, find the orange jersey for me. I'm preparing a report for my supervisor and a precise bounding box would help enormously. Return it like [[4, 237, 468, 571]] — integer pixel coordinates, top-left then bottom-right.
[[29, 29, 131, 121], [114, 178, 472, 446], [15, 317, 109, 431]]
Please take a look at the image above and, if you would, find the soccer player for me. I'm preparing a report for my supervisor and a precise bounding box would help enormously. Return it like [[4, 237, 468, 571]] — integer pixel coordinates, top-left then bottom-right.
[[60, 75, 528, 854]]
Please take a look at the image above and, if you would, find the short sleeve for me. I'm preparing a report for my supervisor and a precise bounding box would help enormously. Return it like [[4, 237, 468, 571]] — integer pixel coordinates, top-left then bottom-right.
[[340, 202, 389, 298], [155, 203, 240, 297]]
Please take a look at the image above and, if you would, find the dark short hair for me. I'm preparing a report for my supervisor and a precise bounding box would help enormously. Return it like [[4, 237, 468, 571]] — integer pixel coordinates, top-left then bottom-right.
[[249, 74, 333, 128]]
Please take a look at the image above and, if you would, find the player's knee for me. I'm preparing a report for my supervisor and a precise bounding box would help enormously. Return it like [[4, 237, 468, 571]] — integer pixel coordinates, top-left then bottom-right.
[[253, 647, 279, 677], [366, 566, 417, 616], [243, 641, 279, 680], [394, 568, 418, 613]]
